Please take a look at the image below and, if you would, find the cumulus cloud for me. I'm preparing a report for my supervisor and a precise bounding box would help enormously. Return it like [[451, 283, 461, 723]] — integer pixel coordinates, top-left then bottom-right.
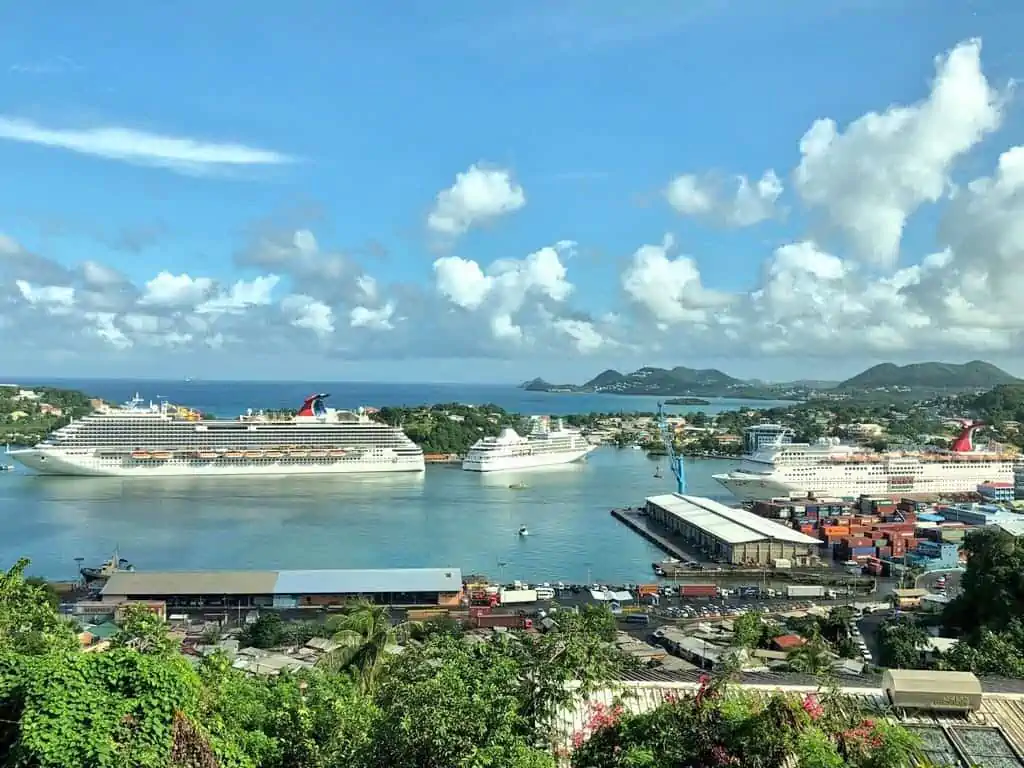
[[427, 164, 526, 236], [2, 38, 1023, 370], [0, 116, 295, 176], [665, 170, 783, 227], [794, 38, 1003, 267]]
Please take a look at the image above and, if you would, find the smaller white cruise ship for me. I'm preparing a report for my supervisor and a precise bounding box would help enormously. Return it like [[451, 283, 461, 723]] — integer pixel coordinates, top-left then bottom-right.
[[462, 417, 596, 472]]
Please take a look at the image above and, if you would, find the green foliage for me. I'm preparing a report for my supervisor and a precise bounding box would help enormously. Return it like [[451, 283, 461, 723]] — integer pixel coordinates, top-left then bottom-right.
[[0, 386, 96, 445], [569, 679, 922, 768], [372, 403, 520, 454], [0, 561, 930, 768], [239, 613, 285, 649], [877, 618, 930, 669]]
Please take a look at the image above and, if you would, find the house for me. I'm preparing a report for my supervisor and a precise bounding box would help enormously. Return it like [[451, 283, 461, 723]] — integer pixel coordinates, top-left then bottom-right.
[[772, 635, 806, 652], [39, 403, 63, 416]]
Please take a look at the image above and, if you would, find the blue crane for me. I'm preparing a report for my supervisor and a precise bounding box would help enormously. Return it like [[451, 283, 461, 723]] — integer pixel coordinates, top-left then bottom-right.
[[657, 402, 687, 495]]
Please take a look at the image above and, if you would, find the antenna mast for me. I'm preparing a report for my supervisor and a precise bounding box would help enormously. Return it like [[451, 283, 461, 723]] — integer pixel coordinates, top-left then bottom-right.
[[657, 402, 686, 494]]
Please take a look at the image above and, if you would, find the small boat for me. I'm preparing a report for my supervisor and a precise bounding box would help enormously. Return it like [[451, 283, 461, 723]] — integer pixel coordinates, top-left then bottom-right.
[[130, 451, 151, 460], [289, 449, 309, 458], [518, 525, 529, 537], [80, 549, 135, 582], [309, 450, 328, 458], [509, 482, 529, 490], [197, 451, 218, 459], [244, 451, 264, 459], [654, 467, 663, 479], [0, 464, 13, 472], [328, 449, 347, 457], [224, 451, 244, 459], [264, 451, 283, 459]]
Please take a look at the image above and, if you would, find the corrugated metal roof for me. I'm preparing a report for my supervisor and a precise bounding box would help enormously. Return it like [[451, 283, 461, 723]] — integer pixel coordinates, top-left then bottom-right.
[[101, 570, 279, 596], [647, 493, 823, 546], [273, 568, 463, 595]]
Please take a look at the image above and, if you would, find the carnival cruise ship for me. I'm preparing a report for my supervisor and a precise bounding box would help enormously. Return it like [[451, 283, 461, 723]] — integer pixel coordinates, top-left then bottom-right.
[[712, 422, 1018, 502], [462, 417, 595, 472], [6, 393, 425, 477]]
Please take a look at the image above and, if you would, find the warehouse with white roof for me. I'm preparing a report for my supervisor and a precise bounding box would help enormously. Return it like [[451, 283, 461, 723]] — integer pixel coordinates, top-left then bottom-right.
[[645, 494, 822, 565]]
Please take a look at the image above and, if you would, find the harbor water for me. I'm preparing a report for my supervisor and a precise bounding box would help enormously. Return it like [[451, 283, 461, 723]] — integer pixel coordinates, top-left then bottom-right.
[[0, 380, 785, 583]]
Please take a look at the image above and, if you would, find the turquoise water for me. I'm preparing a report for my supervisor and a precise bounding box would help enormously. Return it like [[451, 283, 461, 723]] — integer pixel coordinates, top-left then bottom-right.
[[0, 447, 737, 584]]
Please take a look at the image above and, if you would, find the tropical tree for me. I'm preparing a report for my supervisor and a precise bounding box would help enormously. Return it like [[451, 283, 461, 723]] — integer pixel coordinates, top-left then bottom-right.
[[785, 637, 834, 675], [320, 600, 419, 691], [877, 618, 930, 669]]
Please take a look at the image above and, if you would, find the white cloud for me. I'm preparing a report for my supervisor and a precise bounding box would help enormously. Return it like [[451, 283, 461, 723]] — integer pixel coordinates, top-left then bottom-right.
[[427, 164, 526, 236], [665, 170, 782, 226], [794, 38, 1003, 267], [0, 116, 295, 176], [281, 294, 335, 337], [621, 234, 729, 325], [139, 272, 214, 308], [350, 301, 395, 330], [196, 275, 280, 314], [15, 279, 75, 313]]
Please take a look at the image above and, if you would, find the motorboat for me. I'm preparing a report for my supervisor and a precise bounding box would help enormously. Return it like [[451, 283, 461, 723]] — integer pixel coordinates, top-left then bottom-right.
[[518, 525, 529, 537]]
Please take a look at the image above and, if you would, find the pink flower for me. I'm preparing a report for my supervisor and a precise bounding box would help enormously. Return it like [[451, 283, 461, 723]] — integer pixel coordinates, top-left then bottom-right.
[[802, 693, 823, 720]]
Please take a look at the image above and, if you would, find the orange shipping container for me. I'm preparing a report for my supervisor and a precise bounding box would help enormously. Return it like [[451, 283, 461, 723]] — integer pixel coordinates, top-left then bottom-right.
[[823, 526, 850, 538]]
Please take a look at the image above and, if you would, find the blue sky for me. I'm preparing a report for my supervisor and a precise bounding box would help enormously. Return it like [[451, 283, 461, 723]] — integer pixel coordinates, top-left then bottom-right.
[[2, 0, 1023, 383]]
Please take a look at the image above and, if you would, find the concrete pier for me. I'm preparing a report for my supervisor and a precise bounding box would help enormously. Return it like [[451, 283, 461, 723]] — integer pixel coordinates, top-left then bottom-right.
[[610, 507, 691, 560]]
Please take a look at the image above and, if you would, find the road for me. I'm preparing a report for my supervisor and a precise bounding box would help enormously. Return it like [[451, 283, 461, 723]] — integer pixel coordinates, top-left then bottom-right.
[[916, 569, 963, 599]]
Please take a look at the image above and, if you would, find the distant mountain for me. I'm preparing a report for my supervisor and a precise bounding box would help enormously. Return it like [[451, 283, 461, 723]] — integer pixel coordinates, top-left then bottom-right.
[[522, 366, 784, 399], [838, 361, 1019, 391]]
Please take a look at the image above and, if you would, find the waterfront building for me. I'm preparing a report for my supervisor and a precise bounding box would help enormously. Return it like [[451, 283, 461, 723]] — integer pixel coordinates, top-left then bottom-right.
[[643, 493, 822, 566], [100, 567, 464, 608]]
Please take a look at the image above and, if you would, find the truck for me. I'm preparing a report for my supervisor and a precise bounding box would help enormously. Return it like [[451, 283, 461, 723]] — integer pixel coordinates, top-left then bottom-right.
[[471, 613, 533, 630], [679, 584, 719, 599], [786, 585, 825, 599], [499, 588, 538, 605]]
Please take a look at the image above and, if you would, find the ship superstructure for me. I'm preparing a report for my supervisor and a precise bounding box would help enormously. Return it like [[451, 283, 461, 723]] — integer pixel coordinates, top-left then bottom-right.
[[462, 416, 595, 472], [7, 393, 425, 477], [713, 423, 1018, 502]]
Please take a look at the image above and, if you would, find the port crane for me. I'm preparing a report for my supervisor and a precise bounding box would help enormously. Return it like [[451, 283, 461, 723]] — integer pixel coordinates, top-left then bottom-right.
[[656, 402, 687, 494]]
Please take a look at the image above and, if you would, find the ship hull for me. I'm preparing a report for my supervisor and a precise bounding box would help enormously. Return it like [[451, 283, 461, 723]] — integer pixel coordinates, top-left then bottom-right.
[[715, 466, 1017, 503], [8, 449, 425, 477], [713, 473, 800, 502], [462, 444, 596, 472]]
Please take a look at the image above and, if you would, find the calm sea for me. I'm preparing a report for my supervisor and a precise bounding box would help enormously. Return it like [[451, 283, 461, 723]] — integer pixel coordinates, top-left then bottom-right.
[[1, 380, 791, 583]]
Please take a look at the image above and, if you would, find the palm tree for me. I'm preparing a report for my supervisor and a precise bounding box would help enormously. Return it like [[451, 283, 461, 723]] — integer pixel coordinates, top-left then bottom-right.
[[785, 637, 834, 675], [318, 600, 420, 692]]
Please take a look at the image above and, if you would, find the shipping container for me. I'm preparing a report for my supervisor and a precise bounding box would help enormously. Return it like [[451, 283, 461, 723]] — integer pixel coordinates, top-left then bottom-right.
[[637, 584, 661, 597], [499, 589, 538, 605], [824, 526, 850, 537], [680, 584, 719, 598], [472, 613, 533, 630], [786, 585, 826, 598], [876, 547, 892, 558]]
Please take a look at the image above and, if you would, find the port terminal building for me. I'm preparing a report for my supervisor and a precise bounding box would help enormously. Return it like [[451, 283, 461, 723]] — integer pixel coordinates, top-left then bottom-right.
[[100, 567, 464, 609], [645, 494, 822, 565]]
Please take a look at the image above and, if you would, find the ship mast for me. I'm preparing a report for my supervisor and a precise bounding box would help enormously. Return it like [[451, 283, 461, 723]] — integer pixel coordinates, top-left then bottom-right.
[[657, 402, 686, 494]]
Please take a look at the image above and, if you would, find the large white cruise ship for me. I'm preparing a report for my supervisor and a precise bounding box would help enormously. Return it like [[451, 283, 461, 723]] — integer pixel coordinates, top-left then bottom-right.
[[7, 393, 425, 477], [462, 417, 595, 472], [713, 422, 1018, 502]]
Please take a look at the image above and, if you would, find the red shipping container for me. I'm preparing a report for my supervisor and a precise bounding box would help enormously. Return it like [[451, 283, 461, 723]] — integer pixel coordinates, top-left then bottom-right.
[[877, 547, 892, 558], [843, 537, 873, 548]]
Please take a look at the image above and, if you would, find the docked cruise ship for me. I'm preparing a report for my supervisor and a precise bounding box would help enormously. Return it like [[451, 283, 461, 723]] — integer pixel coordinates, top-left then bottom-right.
[[462, 417, 595, 472], [713, 422, 1018, 502], [6, 393, 425, 477]]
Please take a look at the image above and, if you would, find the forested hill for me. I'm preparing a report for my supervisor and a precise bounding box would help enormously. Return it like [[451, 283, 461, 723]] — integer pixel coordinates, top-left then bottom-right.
[[838, 361, 1019, 391]]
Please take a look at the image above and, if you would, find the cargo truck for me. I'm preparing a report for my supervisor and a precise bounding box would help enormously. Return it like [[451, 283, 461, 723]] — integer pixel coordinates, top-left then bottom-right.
[[679, 584, 719, 598], [786, 585, 826, 599], [499, 589, 538, 605], [471, 613, 534, 630]]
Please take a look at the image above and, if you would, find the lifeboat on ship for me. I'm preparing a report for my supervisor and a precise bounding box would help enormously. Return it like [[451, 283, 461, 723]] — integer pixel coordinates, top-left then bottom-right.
[[309, 449, 328, 458], [264, 450, 283, 459], [328, 449, 348, 457], [244, 450, 264, 459], [224, 451, 244, 459], [289, 449, 309, 458], [130, 451, 151, 460]]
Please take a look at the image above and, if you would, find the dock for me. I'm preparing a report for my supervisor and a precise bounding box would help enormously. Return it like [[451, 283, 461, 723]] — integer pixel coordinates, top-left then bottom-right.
[[611, 507, 690, 561]]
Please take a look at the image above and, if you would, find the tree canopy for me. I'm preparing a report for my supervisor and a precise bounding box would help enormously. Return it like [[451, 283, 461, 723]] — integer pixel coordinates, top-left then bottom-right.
[[0, 560, 931, 767]]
